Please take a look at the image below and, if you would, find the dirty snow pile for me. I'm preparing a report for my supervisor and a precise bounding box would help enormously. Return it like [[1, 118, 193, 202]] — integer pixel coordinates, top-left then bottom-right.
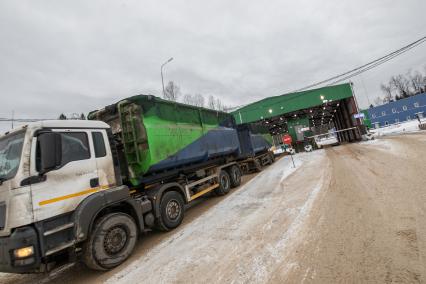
[[105, 151, 326, 284], [370, 119, 424, 137]]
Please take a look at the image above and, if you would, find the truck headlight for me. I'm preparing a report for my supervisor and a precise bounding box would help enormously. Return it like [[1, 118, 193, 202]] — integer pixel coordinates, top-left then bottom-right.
[[13, 246, 34, 259]]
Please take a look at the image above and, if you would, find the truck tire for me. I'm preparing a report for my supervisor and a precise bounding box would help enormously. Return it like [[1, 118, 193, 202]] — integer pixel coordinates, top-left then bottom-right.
[[254, 158, 262, 172], [82, 213, 138, 271], [214, 170, 231, 196], [157, 191, 185, 231], [228, 165, 241, 188], [269, 152, 275, 163]]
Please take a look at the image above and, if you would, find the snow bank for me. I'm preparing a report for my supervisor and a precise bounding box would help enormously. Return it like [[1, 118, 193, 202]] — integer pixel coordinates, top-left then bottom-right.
[[370, 119, 424, 137], [105, 151, 325, 284]]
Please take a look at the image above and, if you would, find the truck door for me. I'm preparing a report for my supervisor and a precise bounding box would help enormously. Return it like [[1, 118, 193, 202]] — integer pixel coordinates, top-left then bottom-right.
[[30, 129, 99, 222], [91, 130, 117, 189]]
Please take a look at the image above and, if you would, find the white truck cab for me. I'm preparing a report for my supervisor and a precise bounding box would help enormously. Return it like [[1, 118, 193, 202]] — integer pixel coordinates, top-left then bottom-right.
[[0, 118, 247, 273], [0, 120, 151, 273]]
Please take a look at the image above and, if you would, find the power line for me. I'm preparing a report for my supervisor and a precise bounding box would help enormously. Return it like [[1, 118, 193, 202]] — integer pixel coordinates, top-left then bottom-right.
[[234, 36, 426, 112], [293, 36, 426, 92]]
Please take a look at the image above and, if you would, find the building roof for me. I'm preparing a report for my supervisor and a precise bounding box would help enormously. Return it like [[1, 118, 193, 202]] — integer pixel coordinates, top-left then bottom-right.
[[232, 83, 353, 124]]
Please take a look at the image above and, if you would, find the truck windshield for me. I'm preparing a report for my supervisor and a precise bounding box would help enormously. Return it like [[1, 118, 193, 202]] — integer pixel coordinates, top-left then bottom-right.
[[0, 131, 25, 182]]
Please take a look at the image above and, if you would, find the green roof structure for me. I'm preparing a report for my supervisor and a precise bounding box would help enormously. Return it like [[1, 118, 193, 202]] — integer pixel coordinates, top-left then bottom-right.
[[232, 83, 354, 124]]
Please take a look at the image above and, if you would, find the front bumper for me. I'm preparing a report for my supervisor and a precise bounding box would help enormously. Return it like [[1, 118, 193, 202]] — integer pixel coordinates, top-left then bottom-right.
[[0, 226, 41, 273]]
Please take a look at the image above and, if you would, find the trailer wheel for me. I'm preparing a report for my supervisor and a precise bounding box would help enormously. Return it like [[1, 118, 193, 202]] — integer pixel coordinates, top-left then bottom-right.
[[157, 191, 185, 231], [269, 152, 275, 163], [228, 165, 241, 188], [82, 213, 138, 271], [214, 170, 231, 196], [254, 158, 262, 172]]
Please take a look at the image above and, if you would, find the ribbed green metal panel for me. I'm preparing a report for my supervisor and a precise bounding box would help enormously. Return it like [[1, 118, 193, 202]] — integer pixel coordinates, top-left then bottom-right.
[[117, 95, 232, 185], [232, 83, 353, 124]]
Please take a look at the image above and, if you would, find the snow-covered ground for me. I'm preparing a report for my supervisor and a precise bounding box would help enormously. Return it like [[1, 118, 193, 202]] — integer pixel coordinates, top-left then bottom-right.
[[105, 151, 327, 284], [370, 119, 425, 137]]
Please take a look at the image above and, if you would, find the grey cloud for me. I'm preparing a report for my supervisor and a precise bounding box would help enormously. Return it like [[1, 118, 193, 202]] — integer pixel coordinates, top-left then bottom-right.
[[1, 0, 426, 133]]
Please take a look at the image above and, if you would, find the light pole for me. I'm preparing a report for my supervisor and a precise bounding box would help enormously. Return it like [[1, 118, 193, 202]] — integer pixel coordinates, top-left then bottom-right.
[[161, 57, 173, 97]]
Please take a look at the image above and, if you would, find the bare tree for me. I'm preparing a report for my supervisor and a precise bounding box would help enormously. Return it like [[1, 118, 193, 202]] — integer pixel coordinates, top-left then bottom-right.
[[207, 95, 227, 111], [183, 94, 205, 107], [380, 83, 393, 102], [389, 75, 411, 98], [408, 70, 425, 94], [207, 95, 216, 109], [164, 81, 180, 101], [193, 94, 205, 107], [58, 113, 67, 120], [215, 98, 224, 111], [182, 94, 194, 105], [373, 97, 383, 106]]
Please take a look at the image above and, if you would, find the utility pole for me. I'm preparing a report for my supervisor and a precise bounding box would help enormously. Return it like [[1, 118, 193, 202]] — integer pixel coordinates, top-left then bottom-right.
[[161, 57, 174, 98], [11, 110, 14, 129]]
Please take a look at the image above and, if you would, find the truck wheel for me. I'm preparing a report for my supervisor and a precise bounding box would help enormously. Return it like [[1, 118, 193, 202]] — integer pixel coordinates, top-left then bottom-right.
[[228, 165, 241, 188], [269, 152, 275, 163], [214, 170, 231, 196], [82, 213, 138, 271], [254, 158, 262, 172], [157, 191, 185, 231]]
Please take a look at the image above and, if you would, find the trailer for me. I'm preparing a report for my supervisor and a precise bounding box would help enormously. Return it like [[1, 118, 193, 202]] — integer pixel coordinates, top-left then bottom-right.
[[0, 95, 273, 273], [236, 124, 274, 172]]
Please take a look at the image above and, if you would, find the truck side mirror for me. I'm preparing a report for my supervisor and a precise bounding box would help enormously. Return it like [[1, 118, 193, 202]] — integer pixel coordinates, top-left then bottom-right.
[[38, 132, 62, 175]]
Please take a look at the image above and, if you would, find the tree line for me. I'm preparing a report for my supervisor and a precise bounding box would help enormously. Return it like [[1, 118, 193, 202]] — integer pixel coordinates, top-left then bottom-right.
[[58, 81, 229, 119], [163, 81, 228, 111], [375, 65, 426, 106]]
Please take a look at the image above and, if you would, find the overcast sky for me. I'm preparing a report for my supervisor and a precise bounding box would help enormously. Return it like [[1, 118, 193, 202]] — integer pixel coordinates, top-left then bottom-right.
[[1, 0, 425, 133]]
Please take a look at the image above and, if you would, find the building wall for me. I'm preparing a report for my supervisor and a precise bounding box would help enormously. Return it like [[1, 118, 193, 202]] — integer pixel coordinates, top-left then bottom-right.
[[366, 92, 426, 128]]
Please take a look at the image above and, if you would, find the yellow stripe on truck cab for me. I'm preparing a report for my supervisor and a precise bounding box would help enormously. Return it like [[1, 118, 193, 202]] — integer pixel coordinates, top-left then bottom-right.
[[38, 185, 110, 206]]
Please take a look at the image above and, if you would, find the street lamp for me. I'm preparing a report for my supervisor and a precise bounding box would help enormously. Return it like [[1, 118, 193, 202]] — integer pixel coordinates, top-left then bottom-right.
[[161, 57, 174, 97]]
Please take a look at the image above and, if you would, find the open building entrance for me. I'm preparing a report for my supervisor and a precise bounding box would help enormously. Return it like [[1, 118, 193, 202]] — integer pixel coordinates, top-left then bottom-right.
[[232, 83, 365, 152]]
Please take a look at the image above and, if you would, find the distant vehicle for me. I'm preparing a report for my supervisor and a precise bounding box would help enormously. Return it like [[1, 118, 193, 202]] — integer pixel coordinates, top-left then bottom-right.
[[273, 145, 295, 155], [304, 144, 313, 152], [315, 133, 339, 147], [362, 132, 375, 141]]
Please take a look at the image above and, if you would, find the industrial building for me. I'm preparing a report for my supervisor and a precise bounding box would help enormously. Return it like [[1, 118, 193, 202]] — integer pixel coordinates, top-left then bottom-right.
[[232, 83, 364, 150], [365, 92, 426, 128]]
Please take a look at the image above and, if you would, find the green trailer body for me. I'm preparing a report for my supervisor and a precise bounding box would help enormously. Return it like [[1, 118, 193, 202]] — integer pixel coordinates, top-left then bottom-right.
[[89, 95, 238, 186]]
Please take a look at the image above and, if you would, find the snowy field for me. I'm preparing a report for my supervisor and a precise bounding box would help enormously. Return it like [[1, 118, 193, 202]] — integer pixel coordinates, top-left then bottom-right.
[[370, 119, 425, 137]]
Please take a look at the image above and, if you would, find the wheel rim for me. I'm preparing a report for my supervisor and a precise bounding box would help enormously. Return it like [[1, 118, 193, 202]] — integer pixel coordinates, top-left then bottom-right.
[[166, 199, 181, 220], [256, 160, 261, 168], [104, 226, 128, 255], [233, 169, 240, 182], [221, 175, 229, 189]]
